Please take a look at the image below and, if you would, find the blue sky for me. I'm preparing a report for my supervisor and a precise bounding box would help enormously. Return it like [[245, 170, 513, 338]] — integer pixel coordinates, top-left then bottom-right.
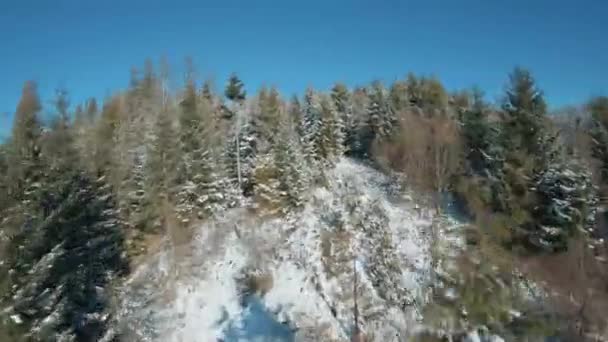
[[1, 0, 607, 138]]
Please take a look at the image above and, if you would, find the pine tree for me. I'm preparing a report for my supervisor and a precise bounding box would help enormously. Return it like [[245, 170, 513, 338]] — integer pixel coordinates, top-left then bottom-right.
[[300, 88, 322, 162], [3, 169, 128, 341], [7, 81, 43, 199], [147, 107, 178, 204], [93, 97, 121, 175], [360, 81, 394, 155], [224, 73, 249, 193], [501, 67, 547, 158], [318, 95, 344, 161], [44, 89, 77, 169], [224, 118, 257, 196], [331, 83, 353, 153], [462, 89, 495, 174], [274, 116, 308, 208], [255, 86, 282, 152], [530, 160, 598, 251], [588, 96, 608, 181], [388, 80, 409, 114], [224, 73, 246, 103]]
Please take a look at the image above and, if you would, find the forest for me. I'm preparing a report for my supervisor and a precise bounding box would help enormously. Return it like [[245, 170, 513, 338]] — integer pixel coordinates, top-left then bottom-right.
[[1, 59, 607, 341]]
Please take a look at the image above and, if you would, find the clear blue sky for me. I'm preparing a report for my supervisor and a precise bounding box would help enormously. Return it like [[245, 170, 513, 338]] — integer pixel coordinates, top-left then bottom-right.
[[1, 0, 607, 139]]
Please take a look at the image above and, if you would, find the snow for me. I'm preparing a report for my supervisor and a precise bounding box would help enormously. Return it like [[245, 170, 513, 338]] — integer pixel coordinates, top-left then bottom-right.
[[112, 158, 463, 341], [10, 314, 23, 324]]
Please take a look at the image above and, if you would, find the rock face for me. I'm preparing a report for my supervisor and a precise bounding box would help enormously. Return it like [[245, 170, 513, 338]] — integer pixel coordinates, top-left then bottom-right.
[[109, 158, 465, 341]]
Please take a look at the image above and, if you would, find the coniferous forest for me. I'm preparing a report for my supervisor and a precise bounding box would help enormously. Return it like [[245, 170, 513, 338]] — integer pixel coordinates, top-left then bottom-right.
[[1, 59, 608, 341]]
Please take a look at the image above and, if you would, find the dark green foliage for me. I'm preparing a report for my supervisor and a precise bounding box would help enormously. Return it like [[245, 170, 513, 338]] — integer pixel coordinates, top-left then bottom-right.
[[8, 81, 43, 199], [529, 163, 597, 252], [501, 67, 547, 157], [461, 90, 499, 174], [147, 109, 179, 201], [224, 73, 246, 102], [3, 169, 128, 341], [93, 97, 121, 174], [224, 119, 257, 196], [367, 81, 394, 139], [300, 88, 322, 161], [588, 96, 608, 181]]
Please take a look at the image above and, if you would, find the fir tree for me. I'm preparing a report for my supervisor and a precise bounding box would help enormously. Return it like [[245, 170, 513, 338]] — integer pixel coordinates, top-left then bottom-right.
[[300, 88, 322, 162], [224, 73, 246, 103], [3, 169, 128, 341], [331, 83, 353, 153], [501, 67, 547, 158], [461, 89, 495, 174], [224, 73, 249, 193], [274, 117, 308, 208], [319, 95, 345, 161], [388, 80, 409, 114], [7, 81, 43, 199], [588, 96, 608, 181]]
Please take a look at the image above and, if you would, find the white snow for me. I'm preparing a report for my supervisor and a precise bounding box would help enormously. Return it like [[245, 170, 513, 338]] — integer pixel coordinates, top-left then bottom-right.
[[113, 158, 463, 341]]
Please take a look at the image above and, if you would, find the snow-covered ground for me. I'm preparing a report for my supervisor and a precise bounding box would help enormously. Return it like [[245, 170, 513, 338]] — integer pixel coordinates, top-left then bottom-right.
[[108, 158, 464, 342]]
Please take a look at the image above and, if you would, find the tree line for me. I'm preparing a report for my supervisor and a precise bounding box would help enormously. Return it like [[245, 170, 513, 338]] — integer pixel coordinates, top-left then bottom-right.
[[0, 58, 607, 341]]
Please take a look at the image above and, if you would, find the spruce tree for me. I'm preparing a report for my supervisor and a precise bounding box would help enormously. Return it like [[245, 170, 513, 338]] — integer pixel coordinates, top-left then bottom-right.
[[274, 116, 308, 208], [461, 89, 496, 174], [8, 81, 43, 199], [360, 81, 394, 155], [319, 95, 344, 161], [300, 88, 322, 162], [224, 73, 249, 193], [45, 89, 77, 169], [331, 83, 353, 153], [388, 80, 409, 114], [3, 169, 128, 341], [501, 67, 547, 158], [589, 96, 608, 181]]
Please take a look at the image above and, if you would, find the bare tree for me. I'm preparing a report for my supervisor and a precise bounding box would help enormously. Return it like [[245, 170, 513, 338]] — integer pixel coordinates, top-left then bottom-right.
[[373, 111, 462, 211]]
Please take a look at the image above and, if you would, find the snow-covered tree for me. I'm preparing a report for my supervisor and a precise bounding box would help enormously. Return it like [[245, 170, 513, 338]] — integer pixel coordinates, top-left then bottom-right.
[[331, 83, 354, 153], [367, 81, 394, 139], [318, 95, 345, 161], [2, 170, 128, 341], [530, 160, 598, 252], [300, 88, 322, 162], [225, 117, 257, 196], [174, 77, 229, 222], [275, 118, 309, 208]]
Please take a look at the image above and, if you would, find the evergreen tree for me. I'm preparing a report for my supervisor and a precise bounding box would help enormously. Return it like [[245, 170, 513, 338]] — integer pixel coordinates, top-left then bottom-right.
[[3, 169, 128, 341], [7, 81, 43, 199], [367, 81, 394, 138], [93, 97, 121, 175], [224, 73, 249, 193], [274, 116, 308, 208], [255, 86, 282, 151], [501, 67, 547, 158], [147, 107, 178, 204], [85, 97, 98, 123], [588, 96, 608, 181], [44, 89, 77, 169], [461, 89, 496, 174], [388, 80, 409, 114], [530, 160, 597, 251], [331, 83, 354, 153], [224, 118, 257, 196], [318, 95, 345, 161], [224, 73, 246, 103], [300, 88, 322, 161], [359, 81, 394, 155]]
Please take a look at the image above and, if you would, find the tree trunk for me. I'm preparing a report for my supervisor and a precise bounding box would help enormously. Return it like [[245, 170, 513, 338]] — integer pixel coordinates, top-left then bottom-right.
[[235, 102, 242, 190]]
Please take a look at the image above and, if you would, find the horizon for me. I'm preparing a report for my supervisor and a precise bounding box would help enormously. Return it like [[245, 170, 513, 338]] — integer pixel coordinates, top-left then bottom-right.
[[1, 0, 607, 139]]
